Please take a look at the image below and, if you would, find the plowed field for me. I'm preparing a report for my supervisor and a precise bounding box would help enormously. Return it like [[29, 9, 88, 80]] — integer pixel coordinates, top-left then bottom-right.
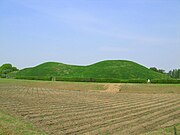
[[0, 82, 179, 135]]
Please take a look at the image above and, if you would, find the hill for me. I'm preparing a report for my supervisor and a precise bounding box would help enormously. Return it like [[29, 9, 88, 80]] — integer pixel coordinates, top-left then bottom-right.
[[16, 60, 168, 82]]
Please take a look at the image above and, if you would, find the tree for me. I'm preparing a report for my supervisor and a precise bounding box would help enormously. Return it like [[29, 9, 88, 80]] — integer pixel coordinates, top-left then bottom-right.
[[168, 69, 180, 79], [150, 67, 165, 74], [150, 67, 158, 72], [158, 69, 165, 74], [0, 64, 19, 78]]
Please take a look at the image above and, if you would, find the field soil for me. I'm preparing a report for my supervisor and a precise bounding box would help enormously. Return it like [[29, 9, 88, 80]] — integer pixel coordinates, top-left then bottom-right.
[[0, 79, 180, 135]]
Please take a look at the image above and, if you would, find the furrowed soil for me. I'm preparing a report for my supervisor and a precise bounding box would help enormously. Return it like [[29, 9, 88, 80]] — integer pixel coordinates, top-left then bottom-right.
[[0, 79, 179, 135]]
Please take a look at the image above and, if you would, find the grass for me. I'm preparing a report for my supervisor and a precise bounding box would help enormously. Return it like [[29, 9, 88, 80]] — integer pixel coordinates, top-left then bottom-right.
[[0, 110, 47, 135], [15, 60, 168, 81], [143, 124, 180, 135]]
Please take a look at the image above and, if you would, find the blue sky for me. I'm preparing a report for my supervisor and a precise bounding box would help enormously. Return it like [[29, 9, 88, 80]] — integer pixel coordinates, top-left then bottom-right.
[[0, 0, 180, 71]]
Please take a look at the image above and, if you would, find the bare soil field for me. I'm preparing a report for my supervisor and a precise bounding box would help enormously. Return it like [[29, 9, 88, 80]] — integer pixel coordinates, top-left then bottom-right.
[[0, 79, 180, 135]]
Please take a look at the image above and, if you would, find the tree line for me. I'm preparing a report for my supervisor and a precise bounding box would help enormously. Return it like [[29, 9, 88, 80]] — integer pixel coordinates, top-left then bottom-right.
[[168, 69, 180, 79], [150, 67, 180, 79]]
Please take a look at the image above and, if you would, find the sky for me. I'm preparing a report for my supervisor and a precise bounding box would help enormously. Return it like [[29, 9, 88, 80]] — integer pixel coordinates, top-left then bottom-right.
[[0, 0, 180, 71]]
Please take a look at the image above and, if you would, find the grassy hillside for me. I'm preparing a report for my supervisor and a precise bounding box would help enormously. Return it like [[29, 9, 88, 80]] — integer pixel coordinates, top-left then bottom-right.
[[16, 60, 168, 82]]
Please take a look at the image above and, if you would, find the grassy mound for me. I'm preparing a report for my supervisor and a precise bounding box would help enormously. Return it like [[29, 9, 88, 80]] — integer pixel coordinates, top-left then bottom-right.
[[16, 60, 168, 82]]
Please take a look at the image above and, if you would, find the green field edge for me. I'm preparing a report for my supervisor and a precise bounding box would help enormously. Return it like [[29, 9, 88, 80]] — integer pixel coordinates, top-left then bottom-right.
[[143, 123, 180, 135], [0, 109, 47, 135]]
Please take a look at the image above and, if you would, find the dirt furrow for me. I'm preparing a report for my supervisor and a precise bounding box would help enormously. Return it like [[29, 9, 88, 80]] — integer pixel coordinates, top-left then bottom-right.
[[116, 109, 180, 135], [51, 100, 180, 134], [83, 103, 180, 135], [9, 95, 160, 120], [33, 97, 171, 127]]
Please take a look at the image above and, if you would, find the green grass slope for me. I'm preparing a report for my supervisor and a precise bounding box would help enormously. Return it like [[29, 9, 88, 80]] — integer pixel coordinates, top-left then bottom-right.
[[16, 60, 168, 81]]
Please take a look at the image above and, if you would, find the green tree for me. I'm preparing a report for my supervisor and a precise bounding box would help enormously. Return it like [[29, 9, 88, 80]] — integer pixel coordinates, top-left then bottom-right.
[[168, 69, 180, 79], [150, 67, 165, 74], [150, 67, 158, 72], [0, 64, 19, 78]]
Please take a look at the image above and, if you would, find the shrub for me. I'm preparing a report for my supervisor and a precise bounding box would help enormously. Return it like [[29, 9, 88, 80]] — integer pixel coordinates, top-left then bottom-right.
[[15, 76, 180, 84], [151, 79, 180, 84], [16, 76, 51, 81]]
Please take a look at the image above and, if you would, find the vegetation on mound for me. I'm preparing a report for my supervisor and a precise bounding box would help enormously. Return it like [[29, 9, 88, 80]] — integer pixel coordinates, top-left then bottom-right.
[[15, 60, 169, 83]]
